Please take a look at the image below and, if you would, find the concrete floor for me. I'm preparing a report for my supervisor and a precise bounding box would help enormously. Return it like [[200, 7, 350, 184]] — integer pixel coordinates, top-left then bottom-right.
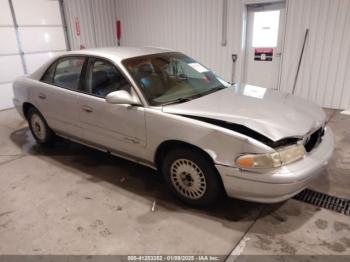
[[0, 108, 349, 258]]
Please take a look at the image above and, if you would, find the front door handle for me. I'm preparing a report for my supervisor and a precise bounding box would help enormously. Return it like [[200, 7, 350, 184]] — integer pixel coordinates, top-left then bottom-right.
[[82, 105, 93, 113], [124, 137, 140, 144], [38, 93, 46, 99]]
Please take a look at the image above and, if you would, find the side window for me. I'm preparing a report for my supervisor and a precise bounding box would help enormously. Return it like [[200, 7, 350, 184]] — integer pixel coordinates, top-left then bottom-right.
[[52, 57, 86, 91], [87, 59, 130, 98], [41, 62, 56, 84]]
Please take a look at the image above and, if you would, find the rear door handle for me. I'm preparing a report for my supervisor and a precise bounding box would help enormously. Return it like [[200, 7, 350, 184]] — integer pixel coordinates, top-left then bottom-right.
[[124, 137, 140, 144], [82, 105, 93, 113], [38, 93, 46, 99]]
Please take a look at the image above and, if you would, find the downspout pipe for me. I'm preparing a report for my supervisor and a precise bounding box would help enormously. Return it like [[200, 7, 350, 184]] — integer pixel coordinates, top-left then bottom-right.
[[221, 0, 228, 46]]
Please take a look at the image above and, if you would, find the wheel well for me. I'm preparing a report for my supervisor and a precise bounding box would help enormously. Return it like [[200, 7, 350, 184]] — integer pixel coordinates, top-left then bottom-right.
[[155, 140, 215, 170], [155, 140, 226, 194], [22, 102, 36, 119]]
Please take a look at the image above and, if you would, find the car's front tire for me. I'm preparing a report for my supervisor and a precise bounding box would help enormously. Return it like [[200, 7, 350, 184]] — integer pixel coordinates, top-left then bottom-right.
[[27, 107, 55, 146], [162, 148, 222, 206]]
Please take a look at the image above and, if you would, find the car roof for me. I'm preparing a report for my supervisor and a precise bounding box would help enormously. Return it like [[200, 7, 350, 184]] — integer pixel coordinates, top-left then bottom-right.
[[65, 46, 173, 63], [29, 46, 175, 81]]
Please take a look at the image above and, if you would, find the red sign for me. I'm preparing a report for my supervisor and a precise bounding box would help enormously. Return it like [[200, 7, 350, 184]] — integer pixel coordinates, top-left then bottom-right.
[[116, 20, 121, 40], [75, 17, 80, 36], [254, 48, 273, 61]]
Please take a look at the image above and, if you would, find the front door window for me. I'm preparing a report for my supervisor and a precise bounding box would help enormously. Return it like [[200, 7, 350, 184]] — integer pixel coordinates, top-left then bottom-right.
[[86, 59, 130, 98]]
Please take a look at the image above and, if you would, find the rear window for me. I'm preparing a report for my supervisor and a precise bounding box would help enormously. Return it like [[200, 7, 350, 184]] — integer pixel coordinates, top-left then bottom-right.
[[41, 63, 56, 84], [41, 56, 86, 92], [53, 57, 86, 91]]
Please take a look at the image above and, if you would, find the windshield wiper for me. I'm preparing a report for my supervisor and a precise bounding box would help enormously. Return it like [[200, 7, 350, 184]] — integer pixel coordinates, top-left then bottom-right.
[[160, 86, 226, 106], [161, 97, 192, 106], [203, 86, 226, 95]]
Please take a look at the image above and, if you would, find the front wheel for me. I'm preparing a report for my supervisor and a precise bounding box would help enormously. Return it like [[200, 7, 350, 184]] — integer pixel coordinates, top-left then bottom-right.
[[27, 107, 55, 146], [162, 148, 223, 206]]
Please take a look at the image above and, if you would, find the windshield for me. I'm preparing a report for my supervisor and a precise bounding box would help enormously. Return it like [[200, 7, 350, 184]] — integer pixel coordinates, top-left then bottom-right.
[[122, 52, 230, 106]]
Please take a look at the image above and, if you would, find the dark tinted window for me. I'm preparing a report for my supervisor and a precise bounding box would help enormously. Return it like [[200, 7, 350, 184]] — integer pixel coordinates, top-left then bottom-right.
[[52, 57, 86, 91], [41, 63, 56, 84], [87, 59, 130, 98]]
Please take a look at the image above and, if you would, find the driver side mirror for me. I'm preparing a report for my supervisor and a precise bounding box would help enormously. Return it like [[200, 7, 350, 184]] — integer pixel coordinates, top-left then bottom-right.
[[105, 90, 141, 106]]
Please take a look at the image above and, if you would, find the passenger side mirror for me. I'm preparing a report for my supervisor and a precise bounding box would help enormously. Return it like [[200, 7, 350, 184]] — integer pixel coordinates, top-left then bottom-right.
[[105, 90, 141, 106]]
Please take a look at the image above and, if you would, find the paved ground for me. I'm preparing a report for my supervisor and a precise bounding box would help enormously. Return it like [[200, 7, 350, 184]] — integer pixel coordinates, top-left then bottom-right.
[[0, 108, 349, 258]]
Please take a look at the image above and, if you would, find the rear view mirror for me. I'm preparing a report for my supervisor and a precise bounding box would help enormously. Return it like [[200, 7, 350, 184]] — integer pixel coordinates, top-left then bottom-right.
[[105, 90, 141, 105]]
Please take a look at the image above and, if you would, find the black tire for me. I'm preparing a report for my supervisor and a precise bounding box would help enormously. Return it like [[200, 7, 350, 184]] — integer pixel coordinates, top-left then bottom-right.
[[27, 107, 56, 146], [162, 148, 223, 207]]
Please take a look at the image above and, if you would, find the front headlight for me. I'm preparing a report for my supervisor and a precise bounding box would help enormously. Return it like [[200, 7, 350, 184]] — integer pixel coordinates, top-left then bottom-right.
[[235, 144, 306, 169]]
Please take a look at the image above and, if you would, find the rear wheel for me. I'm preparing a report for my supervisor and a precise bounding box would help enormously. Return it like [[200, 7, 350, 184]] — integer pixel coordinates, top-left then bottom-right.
[[27, 107, 55, 146], [162, 148, 222, 206]]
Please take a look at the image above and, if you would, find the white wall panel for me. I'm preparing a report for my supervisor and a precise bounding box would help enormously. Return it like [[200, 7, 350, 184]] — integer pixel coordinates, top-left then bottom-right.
[[91, 0, 117, 47], [0, 0, 67, 109], [0, 55, 23, 82], [0, 28, 18, 54], [19, 27, 66, 53], [0, 0, 17, 110], [63, 0, 117, 50], [279, 0, 350, 109], [12, 0, 63, 25], [25, 51, 64, 74], [0, 0, 13, 25], [116, 0, 244, 82], [0, 83, 14, 110], [63, 0, 96, 49]]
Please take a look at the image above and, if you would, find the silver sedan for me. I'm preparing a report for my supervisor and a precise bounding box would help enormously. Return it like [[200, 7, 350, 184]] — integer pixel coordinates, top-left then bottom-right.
[[13, 47, 334, 206]]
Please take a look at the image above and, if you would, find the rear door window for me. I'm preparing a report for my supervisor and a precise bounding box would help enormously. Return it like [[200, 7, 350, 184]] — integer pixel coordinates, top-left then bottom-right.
[[51, 57, 86, 91], [41, 62, 56, 84]]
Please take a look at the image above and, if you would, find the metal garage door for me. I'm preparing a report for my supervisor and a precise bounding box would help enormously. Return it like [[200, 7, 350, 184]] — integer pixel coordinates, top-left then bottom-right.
[[0, 0, 68, 110]]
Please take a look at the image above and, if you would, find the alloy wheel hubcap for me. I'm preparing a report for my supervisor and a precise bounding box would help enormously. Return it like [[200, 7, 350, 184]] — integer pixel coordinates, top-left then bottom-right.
[[170, 159, 206, 199]]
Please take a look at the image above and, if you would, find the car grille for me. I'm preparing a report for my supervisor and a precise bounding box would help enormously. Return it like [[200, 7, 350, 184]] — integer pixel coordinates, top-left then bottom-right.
[[304, 127, 325, 152]]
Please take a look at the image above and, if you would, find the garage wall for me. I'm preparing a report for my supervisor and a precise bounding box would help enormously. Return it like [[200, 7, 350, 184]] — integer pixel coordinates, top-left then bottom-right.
[[280, 0, 350, 109], [114, 0, 350, 110], [62, 0, 243, 82], [62, 0, 350, 110], [0, 0, 67, 110], [63, 0, 117, 50], [115, 0, 244, 84], [0, 0, 21, 110], [13, 0, 67, 74]]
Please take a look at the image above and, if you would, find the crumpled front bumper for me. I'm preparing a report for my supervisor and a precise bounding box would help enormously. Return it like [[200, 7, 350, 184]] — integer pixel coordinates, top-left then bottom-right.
[[216, 127, 334, 203]]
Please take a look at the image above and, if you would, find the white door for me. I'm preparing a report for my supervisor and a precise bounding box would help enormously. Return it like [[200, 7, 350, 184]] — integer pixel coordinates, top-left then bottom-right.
[[78, 57, 147, 157], [244, 2, 286, 90], [0, 0, 23, 110], [0, 0, 67, 110]]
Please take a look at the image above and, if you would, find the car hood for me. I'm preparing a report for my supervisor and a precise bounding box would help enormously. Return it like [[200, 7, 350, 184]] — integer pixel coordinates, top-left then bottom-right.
[[162, 84, 326, 141]]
